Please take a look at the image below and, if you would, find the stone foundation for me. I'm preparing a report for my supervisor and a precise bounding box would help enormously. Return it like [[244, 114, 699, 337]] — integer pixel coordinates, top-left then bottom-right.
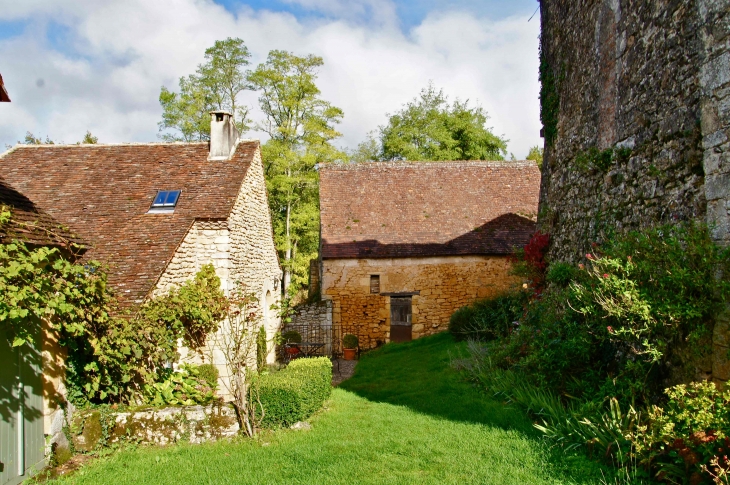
[[71, 404, 239, 451]]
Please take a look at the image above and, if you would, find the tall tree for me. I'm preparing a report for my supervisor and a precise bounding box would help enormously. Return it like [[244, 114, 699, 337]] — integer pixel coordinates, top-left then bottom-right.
[[159, 38, 251, 141], [248, 50, 344, 296], [355, 83, 508, 162]]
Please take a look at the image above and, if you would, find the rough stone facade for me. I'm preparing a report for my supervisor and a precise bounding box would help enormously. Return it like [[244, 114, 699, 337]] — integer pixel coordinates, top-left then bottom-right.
[[539, 0, 730, 260], [71, 404, 239, 450], [154, 144, 281, 394], [539, 0, 730, 383], [322, 256, 521, 350], [285, 300, 333, 354]]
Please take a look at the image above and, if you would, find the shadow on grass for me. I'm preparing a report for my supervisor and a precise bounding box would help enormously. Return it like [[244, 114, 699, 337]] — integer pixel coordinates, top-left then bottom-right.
[[339, 332, 535, 433], [338, 332, 609, 481]]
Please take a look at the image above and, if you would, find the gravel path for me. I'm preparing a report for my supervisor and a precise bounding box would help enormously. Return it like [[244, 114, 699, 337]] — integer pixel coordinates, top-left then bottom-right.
[[331, 359, 357, 386]]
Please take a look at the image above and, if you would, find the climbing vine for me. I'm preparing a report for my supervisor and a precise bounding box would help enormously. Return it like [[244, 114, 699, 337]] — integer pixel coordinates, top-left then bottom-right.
[[539, 35, 560, 147]]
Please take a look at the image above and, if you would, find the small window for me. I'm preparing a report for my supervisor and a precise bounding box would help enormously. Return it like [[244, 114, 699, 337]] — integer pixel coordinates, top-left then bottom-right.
[[370, 275, 380, 294], [149, 190, 181, 213]]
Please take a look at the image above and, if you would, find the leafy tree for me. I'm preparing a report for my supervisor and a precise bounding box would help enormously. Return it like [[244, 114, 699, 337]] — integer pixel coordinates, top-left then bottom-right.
[[248, 50, 345, 295], [22, 132, 54, 145], [80, 131, 98, 144], [356, 83, 508, 162], [526, 145, 543, 168], [158, 38, 252, 141]]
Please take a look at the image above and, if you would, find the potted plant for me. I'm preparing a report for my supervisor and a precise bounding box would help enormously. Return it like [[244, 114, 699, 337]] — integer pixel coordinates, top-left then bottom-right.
[[342, 334, 359, 360]]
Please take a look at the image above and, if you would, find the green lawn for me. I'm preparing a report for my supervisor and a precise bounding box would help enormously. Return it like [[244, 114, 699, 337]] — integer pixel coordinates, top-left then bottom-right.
[[47, 333, 607, 485]]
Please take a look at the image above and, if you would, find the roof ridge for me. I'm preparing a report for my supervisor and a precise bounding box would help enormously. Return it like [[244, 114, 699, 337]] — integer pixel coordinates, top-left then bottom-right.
[[5, 139, 262, 150], [320, 160, 537, 170]]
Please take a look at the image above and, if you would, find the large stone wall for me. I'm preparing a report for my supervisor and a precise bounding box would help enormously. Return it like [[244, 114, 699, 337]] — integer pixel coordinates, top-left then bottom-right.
[[539, 0, 730, 260], [321, 256, 520, 350], [153, 143, 282, 394]]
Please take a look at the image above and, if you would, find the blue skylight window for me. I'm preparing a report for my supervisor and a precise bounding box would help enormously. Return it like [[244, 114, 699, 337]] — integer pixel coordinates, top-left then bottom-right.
[[149, 190, 181, 213]]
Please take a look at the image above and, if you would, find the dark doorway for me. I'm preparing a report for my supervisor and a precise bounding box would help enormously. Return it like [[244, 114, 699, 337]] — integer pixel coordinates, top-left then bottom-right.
[[390, 296, 412, 343]]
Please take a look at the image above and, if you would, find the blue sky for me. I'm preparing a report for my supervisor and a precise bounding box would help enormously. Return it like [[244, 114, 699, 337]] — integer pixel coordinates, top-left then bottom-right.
[[0, 0, 542, 157]]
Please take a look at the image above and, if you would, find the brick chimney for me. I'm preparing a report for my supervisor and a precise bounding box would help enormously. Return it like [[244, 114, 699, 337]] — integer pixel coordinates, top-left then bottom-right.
[[208, 111, 238, 160]]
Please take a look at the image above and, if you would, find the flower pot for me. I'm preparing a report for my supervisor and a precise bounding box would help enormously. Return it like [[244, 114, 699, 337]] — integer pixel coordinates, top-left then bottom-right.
[[343, 348, 357, 360]]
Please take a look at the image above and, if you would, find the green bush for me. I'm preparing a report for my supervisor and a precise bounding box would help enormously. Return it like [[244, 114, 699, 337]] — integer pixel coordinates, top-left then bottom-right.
[[256, 357, 332, 428], [282, 330, 302, 344], [448, 292, 526, 342], [196, 363, 219, 388], [143, 364, 217, 406], [342, 334, 359, 349]]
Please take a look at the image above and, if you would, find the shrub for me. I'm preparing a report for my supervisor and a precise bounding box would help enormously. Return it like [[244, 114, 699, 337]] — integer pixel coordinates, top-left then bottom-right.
[[143, 364, 217, 406], [196, 363, 219, 388], [448, 292, 526, 342], [282, 330, 302, 344], [342, 334, 359, 349], [255, 357, 332, 428]]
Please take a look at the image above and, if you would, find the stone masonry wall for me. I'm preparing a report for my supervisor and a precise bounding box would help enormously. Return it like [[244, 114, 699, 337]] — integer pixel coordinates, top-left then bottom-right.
[[540, 0, 730, 383], [322, 255, 520, 350], [286, 300, 333, 354], [153, 144, 282, 394]]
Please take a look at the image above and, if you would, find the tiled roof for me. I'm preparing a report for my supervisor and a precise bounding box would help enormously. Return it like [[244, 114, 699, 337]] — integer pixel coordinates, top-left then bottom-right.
[[0, 142, 258, 306], [319, 161, 541, 259], [0, 176, 85, 251]]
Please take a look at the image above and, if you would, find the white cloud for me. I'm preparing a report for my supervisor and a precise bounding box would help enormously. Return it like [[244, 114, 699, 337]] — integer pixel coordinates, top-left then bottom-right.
[[0, 0, 541, 157]]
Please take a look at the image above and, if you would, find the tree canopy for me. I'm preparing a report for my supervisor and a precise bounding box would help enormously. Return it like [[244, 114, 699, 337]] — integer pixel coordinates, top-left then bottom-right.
[[526, 145, 543, 168], [158, 38, 251, 141], [354, 84, 508, 162], [249, 50, 344, 295]]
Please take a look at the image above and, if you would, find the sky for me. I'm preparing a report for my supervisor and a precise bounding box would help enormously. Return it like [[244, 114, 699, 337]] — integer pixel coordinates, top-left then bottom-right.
[[0, 0, 542, 158]]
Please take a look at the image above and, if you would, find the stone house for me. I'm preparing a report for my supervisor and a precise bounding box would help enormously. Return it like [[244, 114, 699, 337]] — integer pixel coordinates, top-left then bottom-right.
[[0, 112, 281, 402], [317, 161, 541, 350]]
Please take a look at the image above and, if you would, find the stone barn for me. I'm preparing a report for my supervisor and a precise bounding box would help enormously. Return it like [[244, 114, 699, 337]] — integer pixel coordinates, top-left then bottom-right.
[[318, 161, 541, 350], [0, 112, 282, 398]]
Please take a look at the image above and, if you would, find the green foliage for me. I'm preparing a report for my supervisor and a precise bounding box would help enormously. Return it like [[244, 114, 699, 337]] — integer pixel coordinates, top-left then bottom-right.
[[195, 363, 219, 389], [282, 330, 302, 344], [80, 131, 98, 144], [342, 334, 358, 349], [158, 38, 252, 141], [526, 145, 544, 169], [255, 357, 332, 428], [249, 50, 345, 295], [22, 131, 55, 145], [545, 261, 581, 287], [448, 292, 526, 342], [143, 364, 218, 406], [574, 146, 632, 172], [136, 264, 227, 352], [539, 38, 559, 146], [257, 325, 267, 371], [365, 83, 507, 162]]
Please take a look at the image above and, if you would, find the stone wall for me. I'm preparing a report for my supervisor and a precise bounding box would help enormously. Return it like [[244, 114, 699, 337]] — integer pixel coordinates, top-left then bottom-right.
[[286, 300, 333, 354], [153, 143, 282, 395], [321, 255, 520, 350], [538, 0, 729, 261], [539, 0, 730, 383], [71, 404, 238, 450]]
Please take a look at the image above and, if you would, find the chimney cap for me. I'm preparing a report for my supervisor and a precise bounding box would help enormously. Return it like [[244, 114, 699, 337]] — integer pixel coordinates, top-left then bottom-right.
[[210, 110, 232, 116]]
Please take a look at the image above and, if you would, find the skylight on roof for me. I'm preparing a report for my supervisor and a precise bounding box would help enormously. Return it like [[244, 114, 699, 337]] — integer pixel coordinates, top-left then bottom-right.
[[148, 190, 181, 213]]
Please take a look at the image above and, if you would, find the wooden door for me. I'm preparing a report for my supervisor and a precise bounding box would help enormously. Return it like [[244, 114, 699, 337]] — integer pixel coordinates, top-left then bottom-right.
[[390, 297, 412, 343]]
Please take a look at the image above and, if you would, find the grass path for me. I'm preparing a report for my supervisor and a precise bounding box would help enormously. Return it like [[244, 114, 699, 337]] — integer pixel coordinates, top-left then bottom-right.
[[47, 333, 606, 484]]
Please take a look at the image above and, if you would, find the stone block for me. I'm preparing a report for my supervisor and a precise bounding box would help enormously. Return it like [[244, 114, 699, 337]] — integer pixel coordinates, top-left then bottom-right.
[[714, 345, 730, 381]]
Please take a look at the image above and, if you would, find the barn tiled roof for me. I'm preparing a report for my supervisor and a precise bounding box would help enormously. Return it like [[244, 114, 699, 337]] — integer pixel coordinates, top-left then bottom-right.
[[319, 161, 541, 259], [0, 141, 258, 306], [0, 176, 85, 251]]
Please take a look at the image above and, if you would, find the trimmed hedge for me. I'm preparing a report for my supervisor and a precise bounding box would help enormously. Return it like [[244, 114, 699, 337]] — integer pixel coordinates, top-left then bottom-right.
[[256, 357, 332, 428]]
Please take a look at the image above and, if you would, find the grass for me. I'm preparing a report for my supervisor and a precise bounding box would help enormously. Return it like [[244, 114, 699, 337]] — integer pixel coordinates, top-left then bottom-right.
[[45, 333, 608, 485]]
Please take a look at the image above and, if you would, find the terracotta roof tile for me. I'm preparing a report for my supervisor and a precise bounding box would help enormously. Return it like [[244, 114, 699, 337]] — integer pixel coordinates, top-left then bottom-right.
[[319, 161, 541, 259], [0, 176, 85, 251], [0, 141, 258, 305]]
